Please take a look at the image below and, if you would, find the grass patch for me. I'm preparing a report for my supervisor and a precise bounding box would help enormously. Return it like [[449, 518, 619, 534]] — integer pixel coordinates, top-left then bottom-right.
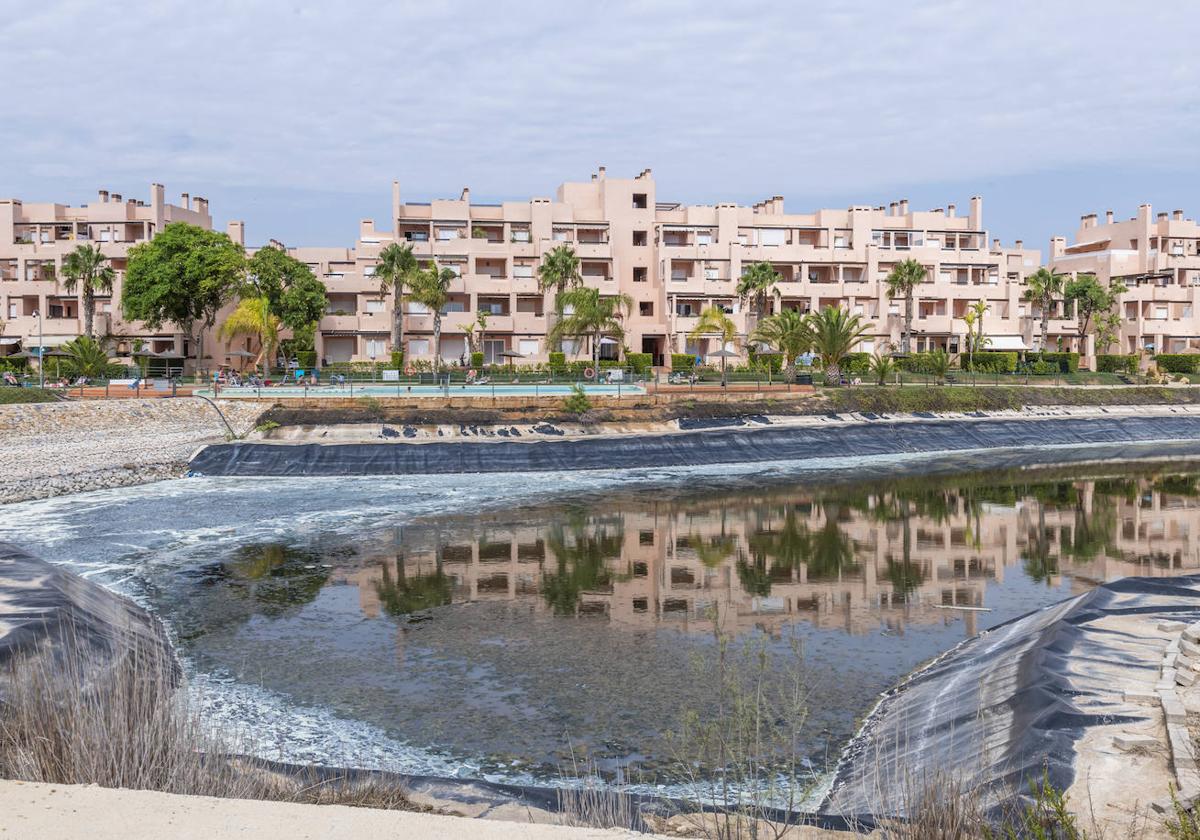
[[0, 388, 59, 404], [824, 385, 1200, 415]]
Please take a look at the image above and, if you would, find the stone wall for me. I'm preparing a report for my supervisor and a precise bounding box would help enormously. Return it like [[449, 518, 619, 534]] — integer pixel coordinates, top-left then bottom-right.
[[0, 398, 269, 505]]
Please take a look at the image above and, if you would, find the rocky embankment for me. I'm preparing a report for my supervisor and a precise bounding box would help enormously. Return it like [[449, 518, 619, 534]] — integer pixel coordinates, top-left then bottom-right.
[[0, 398, 268, 504]]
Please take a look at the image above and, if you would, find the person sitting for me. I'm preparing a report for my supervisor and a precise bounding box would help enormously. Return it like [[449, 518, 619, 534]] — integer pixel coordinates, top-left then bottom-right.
[[465, 369, 477, 384], [3, 371, 19, 386]]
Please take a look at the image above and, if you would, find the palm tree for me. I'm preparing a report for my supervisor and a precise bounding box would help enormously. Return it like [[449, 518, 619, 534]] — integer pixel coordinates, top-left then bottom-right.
[[963, 298, 990, 370], [537, 245, 582, 352], [460, 310, 489, 363], [736, 261, 780, 326], [218, 296, 280, 375], [548, 286, 633, 366], [868, 353, 895, 386], [806, 306, 872, 385], [927, 348, 952, 384], [689, 305, 738, 384], [750, 309, 811, 379], [61, 335, 111, 379], [884, 259, 926, 355], [408, 260, 457, 372], [60, 244, 116, 339], [1023, 268, 1064, 352], [375, 242, 418, 358]]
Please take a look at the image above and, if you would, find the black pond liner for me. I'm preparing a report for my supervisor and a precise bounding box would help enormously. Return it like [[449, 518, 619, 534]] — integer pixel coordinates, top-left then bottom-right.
[[188, 414, 1200, 477], [822, 574, 1200, 822]]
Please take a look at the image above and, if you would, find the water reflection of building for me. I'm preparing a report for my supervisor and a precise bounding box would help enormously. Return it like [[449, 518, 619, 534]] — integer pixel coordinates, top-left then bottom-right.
[[332, 473, 1200, 638]]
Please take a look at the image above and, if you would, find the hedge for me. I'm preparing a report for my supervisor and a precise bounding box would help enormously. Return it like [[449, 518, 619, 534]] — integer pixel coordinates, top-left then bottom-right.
[[671, 354, 696, 372], [841, 352, 872, 376], [295, 351, 317, 369], [549, 352, 566, 368], [961, 351, 1018, 373], [1155, 354, 1200, 374], [1097, 354, 1137, 374], [470, 352, 484, 368], [625, 353, 653, 373], [1029, 351, 1080, 373], [748, 351, 783, 373], [390, 350, 404, 370], [896, 353, 939, 374]]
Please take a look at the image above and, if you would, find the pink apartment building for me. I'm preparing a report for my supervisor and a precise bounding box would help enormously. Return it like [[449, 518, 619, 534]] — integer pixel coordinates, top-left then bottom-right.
[[0, 184, 215, 359], [1049, 205, 1200, 357]]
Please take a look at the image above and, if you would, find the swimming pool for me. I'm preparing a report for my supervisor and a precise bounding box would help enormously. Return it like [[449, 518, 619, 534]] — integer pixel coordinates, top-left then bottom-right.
[[199, 382, 647, 398]]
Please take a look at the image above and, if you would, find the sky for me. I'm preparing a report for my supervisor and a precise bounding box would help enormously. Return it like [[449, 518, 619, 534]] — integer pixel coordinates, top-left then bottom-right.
[[3, 0, 1199, 257]]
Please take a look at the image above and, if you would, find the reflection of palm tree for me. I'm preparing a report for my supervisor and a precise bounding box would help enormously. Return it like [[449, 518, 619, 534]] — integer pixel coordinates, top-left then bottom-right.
[[375, 557, 453, 616], [541, 522, 624, 615], [807, 503, 858, 580], [1067, 492, 1117, 562], [223, 543, 330, 616], [745, 508, 811, 574], [1023, 506, 1058, 584], [736, 552, 773, 596], [886, 558, 924, 596]]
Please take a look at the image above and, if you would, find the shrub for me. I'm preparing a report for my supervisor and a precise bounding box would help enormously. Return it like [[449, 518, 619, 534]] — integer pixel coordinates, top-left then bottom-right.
[[295, 351, 317, 369], [961, 351, 1017, 373], [1155, 354, 1200, 374], [563, 384, 592, 414], [1031, 351, 1080, 373], [671, 354, 696, 372], [1097, 353, 1137, 374], [841, 352, 872, 376], [896, 353, 938, 374], [548, 351, 566, 369], [625, 352, 653, 374], [356, 396, 383, 417], [1029, 360, 1057, 375], [470, 351, 484, 368], [390, 350, 404, 370]]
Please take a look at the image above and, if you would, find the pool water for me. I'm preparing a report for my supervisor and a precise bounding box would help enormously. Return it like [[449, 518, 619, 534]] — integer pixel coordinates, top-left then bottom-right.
[[201, 382, 646, 398]]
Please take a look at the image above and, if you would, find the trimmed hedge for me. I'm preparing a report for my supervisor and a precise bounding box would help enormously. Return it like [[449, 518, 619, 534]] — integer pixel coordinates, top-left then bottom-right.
[[625, 352, 653, 373], [391, 350, 405, 370], [748, 351, 783, 373], [1097, 354, 1138, 374], [961, 351, 1018, 373], [548, 352, 566, 368], [896, 353, 939, 374], [1155, 354, 1200, 374], [295, 351, 317, 369], [841, 352, 872, 376], [470, 352, 484, 368], [1029, 351, 1079, 373], [671, 354, 696, 372]]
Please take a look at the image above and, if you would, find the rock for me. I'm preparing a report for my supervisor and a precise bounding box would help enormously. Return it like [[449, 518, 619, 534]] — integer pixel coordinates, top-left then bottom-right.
[[1179, 669, 1198, 687], [1161, 620, 1188, 633], [1163, 693, 1189, 724], [1114, 733, 1160, 752], [1124, 689, 1159, 706], [1186, 622, 1200, 643]]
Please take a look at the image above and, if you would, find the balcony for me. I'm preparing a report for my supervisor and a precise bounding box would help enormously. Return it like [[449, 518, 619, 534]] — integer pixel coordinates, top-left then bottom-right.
[[320, 314, 359, 332], [359, 312, 392, 333]]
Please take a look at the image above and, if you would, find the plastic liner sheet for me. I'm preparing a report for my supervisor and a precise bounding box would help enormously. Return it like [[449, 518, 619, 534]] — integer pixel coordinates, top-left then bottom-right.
[[189, 414, 1200, 477], [822, 575, 1200, 819], [0, 543, 175, 679]]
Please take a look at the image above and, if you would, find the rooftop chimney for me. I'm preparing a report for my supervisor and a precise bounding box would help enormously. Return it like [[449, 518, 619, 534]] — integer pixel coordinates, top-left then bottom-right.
[[1105, 210, 1114, 224], [597, 166, 606, 180], [899, 199, 909, 214], [111, 193, 121, 203], [460, 187, 470, 202], [643, 168, 652, 178], [993, 238, 1001, 249], [1174, 209, 1185, 221], [1081, 213, 1096, 229], [98, 189, 109, 203], [888, 201, 898, 216], [1158, 212, 1169, 221], [181, 192, 190, 210], [1015, 239, 1023, 249], [226, 220, 245, 246], [947, 203, 956, 217]]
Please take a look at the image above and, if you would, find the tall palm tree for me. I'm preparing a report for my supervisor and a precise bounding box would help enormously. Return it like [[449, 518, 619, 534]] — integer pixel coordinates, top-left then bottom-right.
[[736, 261, 780, 326], [537, 245, 582, 352], [1023, 268, 1064, 352], [884, 259, 926, 355], [750, 309, 811, 379], [806, 306, 872, 385], [548, 286, 633, 366], [218, 296, 280, 375], [689, 305, 738, 384], [963, 298, 990, 369], [375, 242, 418, 358], [60, 244, 116, 339], [408, 260, 457, 372]]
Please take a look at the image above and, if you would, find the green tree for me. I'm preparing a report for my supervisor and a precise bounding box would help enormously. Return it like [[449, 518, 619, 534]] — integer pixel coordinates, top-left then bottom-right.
[[1023, 268, 1065, 352], [218, 296, 280, 374], [408, 259, 457, 371], [549, 286, 634, 366], [60, 244, 115, 339], [750, 309, 811, 378], [460, 310, 489, 360], [806, 306, 872, 385], [689, 305, 738, 384], [122, 222, 245, 372], [884, 259, 926, 355], [963, 298, 990, 368], [1065, 274, 1125, 351], [374, 242, 418, 355], [868, 352, 895, 385], [61, 335, 111, 378], [375, 558, 454, 616], [245, 245, 327, 332], [736, 261, 780, 325], [537, 245, 583, 352], [1095, 310, 1124, 354], [927, 348, 952, 384]]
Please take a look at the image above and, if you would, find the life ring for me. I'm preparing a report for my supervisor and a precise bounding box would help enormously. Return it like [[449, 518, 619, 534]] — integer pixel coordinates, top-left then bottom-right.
[[405, 365, 416, 377], [583, 366, 596, 380]]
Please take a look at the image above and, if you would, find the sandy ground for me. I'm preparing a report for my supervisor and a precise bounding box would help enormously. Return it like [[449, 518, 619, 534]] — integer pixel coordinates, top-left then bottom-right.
[[0, 780, 659, 840]]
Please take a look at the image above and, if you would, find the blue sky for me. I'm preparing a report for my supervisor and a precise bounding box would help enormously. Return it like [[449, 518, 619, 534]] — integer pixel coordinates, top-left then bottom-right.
[[3, 1, 1198, 257]]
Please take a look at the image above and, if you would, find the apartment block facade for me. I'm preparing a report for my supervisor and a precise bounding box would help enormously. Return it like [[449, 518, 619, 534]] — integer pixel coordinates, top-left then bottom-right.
[[1049, 204, 1200, 356], [0, 184, 215, 358]]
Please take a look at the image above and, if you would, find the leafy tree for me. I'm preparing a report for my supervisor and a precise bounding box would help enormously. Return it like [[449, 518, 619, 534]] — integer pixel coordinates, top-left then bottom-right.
[[60, 244, 115, 339], [245, 245, 327, 332], [750, 309, 811, 378], [884, 259, 926, 355], [689, 306, 738, 384], [537, 245, 583, 352], [736, 261, 780, 324], [122, 223, 245, 371], [549, 286, 634, 366], [460, 310, 489, 359], [1023, 268, 1065, 352], [962, 298, 990, 368], [61, 335, 111, 378], [1095, 311, 1124, 354], [408, 259, 457, 371], [806, 306, 872, 385], [218, 296, 280, 374], [1065, 274, 1125, 350], [374, 242, 418, 354]]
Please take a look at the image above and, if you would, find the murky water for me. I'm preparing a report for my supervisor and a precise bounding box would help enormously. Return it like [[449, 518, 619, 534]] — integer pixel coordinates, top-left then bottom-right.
[[4, 454, 1200, 789]]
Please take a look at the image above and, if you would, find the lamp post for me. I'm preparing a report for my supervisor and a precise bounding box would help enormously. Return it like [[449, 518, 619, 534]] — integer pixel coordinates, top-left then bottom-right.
[[34, 309, 44, 389]]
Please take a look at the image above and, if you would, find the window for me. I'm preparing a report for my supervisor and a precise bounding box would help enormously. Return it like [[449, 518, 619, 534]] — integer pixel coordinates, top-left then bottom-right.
[[405, 231, 429, 242], [633, 230, 648, 246], [435, 227, 458, 241], [697, 231, 712, 246], [513, 264, 534, 278], [553, 228, 569, 242], [639, 301, 654, 316], [365, 299, 385, 313], [704, 267, 719, 280], [363, 265, 376, 276], [675, 302, 696, 317], [511, 228, 530, 243], [834, 235, 847, 248], [407, 301, 430, 314], [633, 267, 648, 283], [518, 339, 539, 356], [561, 339, 580, 355], [365, 338, 388, 358], [408, 339, 429, 356], [759, 229, 786, 246], [445, 263, 462, 277], [632, 193, 647, 209]]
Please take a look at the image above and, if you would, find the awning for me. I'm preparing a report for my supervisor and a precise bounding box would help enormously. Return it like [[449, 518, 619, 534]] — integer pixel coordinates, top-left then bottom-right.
[[0, 337, 20, 346], [987, 335, 1029, 351]]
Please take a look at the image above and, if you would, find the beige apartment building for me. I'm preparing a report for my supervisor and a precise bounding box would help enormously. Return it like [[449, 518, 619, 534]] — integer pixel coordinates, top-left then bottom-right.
[[1049, 204, 1200, 357], [0, 184, 215, 361], [300, 169, 1044, 367]]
